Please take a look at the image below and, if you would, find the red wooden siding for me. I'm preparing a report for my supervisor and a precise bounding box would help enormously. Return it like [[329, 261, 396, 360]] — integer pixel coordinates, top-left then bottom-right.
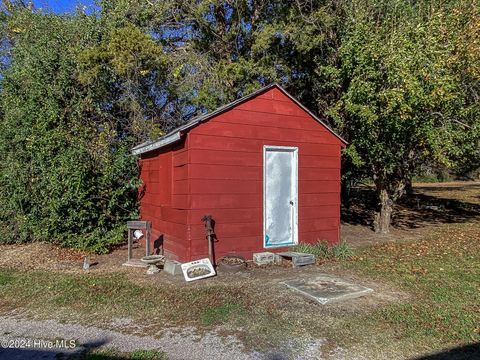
[[138, 142, 191, 261], [185, 88, 342, 260], [139, 86, 343, 262]]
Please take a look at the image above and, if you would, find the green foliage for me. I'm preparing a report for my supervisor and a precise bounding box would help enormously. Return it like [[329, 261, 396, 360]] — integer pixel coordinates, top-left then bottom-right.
[[128, 350, 168, 360], [331, 241, 355, 260], [288, 0, 479, 231], [292, 240, 330, 258], [78, 20, 171, 138], [162, 0, 295, 109], [334, 2, 474, 182], [412, 171, 454, 183], [291, 240, 354, 260], [0, 9, 139, 252], [0, 0, 478, 250]]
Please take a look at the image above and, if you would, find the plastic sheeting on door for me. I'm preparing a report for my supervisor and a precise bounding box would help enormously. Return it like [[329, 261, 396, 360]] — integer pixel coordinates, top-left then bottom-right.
[[264, 147, 297, 247]]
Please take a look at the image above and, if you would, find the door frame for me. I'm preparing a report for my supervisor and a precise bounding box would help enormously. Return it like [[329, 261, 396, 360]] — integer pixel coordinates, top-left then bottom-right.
[[263, 145, 299, 248]]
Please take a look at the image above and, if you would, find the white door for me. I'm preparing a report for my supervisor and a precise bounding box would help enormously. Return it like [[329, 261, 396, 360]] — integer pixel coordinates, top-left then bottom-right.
[[263, 146, 298, 248]]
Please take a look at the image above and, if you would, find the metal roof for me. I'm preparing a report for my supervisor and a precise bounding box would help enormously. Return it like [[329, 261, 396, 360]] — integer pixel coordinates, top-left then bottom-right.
[[131, 83, 347, 156]]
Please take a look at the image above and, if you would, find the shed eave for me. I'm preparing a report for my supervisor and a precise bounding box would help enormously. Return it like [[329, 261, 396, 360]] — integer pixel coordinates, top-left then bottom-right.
[[131, 132, 182, 156]]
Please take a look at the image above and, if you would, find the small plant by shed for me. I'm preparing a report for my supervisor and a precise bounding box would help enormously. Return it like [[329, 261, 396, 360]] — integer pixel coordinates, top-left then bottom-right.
[[132, 84, 346, 262]]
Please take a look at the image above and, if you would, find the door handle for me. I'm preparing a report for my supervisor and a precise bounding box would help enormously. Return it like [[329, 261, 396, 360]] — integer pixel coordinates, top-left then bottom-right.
[[289, 200, 294, 205]]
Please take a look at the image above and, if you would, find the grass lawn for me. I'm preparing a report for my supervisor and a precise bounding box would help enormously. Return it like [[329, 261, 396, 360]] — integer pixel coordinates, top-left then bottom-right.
[[0, 183, 479, 359], [1, 221, 478, 358], [0, 269, 250, 326], [341, 221, 480, 356], [79, 349, 167, 360]]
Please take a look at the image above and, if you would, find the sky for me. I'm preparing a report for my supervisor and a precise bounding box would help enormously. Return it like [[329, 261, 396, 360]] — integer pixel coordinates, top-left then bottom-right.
[[34, 0, 96, 14]]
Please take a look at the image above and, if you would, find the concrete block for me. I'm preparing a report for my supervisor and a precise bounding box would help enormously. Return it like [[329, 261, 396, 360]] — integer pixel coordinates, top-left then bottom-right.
[[274, 254, 283, 264], [253, 252, 275, 265], [163, 260, 183, 276]]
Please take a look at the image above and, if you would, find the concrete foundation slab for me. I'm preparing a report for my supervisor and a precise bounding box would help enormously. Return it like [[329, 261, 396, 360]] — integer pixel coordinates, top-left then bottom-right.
[[283, 274, 373, 304]]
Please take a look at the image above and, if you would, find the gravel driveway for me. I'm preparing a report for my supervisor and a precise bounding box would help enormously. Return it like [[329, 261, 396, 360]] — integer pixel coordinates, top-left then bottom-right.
[[0, 315, 251, 360]]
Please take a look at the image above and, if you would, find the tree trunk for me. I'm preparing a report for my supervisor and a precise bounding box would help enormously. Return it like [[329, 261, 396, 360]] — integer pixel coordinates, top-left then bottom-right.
[[405, 177, 413, 195], [374, 188, 393, 234]]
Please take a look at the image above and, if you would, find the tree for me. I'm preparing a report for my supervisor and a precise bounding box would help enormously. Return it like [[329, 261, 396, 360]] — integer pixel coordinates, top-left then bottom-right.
[[158, 0, 298, 110], [0, 0, 477, 251], [0, 7, 140, 252], [269, 0, 479, 233], [321, 1, 479, 233]]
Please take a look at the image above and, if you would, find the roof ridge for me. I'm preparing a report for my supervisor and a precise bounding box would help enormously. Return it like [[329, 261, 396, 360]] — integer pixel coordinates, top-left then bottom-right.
[[131, 83, 346, 155]]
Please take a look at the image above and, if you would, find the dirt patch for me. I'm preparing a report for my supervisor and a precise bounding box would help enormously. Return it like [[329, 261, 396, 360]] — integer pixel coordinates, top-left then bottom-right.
[[0, 241, 152, 275], [0, 236, 408, 313], [0, 242, 86, 271]]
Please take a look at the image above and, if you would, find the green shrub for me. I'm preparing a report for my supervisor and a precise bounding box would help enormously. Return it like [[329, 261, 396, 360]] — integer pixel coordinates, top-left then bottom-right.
[[0, 12, 139, 253], [291, 240, 330, 257], [331, 241, 355, 259], [291, 240, 354, 260]]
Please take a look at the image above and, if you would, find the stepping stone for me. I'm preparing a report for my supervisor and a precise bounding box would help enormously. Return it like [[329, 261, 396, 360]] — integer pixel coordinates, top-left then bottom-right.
[[122, 259, 148, 268], [283, 274, 373, 304], [276, 252, 315, 267]]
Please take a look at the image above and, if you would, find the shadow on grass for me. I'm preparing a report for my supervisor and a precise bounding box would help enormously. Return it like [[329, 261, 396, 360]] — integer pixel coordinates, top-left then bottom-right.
[[412, 342, 480, 360], [342, 183, 480, 229]]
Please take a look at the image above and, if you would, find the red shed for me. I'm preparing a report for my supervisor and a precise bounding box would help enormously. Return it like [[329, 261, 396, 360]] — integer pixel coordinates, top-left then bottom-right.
[[132, 84, 347, 262]]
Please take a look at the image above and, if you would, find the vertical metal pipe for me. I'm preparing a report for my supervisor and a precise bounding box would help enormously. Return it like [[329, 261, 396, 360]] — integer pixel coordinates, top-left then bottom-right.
[[202, 215, 215, 265], [127, 229, 132, 262]]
